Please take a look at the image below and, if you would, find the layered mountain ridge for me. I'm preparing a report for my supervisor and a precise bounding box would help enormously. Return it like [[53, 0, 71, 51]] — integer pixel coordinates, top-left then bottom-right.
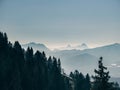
[[22, 42, 120, 77]]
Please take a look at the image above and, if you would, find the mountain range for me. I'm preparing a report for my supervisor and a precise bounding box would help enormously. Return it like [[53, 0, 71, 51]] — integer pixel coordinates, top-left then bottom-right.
[[58, 43, 88, 50], [22, 42, 120, 78]]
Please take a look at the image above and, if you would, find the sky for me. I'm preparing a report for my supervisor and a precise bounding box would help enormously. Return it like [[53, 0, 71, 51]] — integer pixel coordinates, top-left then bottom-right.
[[0, 0, 120, 49]]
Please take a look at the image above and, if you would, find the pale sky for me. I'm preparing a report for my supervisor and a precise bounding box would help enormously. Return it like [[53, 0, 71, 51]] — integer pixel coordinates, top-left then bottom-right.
[[0, 0, 120, 49]]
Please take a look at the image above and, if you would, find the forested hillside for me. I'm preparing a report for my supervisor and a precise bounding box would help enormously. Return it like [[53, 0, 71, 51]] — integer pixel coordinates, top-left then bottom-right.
[[0, 32, 119, 90]]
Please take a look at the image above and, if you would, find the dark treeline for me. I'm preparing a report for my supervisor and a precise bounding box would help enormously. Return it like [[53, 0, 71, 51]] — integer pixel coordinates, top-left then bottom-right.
[[0, 31, 120, 90]]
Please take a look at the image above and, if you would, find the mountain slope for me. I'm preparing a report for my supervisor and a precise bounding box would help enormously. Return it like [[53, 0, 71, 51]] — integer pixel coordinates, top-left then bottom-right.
[[81, 43, 120, 64], [22, 42, 120, 77], [52, 43, 120, 77]]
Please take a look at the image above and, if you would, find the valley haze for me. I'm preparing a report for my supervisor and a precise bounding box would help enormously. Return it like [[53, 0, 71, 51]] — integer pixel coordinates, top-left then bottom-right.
[[22, 42, 120, 78]]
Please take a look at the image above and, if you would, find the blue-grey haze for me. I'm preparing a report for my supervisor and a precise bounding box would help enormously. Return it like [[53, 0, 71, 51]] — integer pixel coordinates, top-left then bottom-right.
[[0, 0, 120, 49]]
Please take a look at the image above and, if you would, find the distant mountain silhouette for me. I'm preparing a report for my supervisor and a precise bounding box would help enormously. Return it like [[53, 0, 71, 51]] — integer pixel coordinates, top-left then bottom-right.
[[76, 43, 88, 50], [59, 43, 89, 50], [22, 42, 50, 52], [22, 42, 120, 77]]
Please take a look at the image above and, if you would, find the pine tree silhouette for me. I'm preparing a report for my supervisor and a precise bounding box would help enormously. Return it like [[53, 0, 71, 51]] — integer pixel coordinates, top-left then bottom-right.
[[92, 57, 116, 90]]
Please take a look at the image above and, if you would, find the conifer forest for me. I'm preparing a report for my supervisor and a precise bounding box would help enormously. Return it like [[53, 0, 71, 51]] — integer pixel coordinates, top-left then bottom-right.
[[0, 31, 120, 90]]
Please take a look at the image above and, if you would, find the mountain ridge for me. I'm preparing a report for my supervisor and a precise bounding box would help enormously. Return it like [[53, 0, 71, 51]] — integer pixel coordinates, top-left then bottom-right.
[[22, 42, 120, 77], [22, 42, 50, 52]]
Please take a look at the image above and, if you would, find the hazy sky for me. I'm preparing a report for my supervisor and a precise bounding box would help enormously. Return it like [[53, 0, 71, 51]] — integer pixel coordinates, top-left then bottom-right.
[[0, 0, 120, 49]]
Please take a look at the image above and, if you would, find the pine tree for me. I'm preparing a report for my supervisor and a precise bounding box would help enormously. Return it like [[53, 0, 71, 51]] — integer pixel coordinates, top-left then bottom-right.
[[92, 57, 113, 90], [58, 58, 61, 73], [85, 74, 91, 90]]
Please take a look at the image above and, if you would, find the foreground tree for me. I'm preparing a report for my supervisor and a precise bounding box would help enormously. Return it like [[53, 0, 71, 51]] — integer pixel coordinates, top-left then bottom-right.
[[92, 57, 120, 90], [85, 74, 91, 90]]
